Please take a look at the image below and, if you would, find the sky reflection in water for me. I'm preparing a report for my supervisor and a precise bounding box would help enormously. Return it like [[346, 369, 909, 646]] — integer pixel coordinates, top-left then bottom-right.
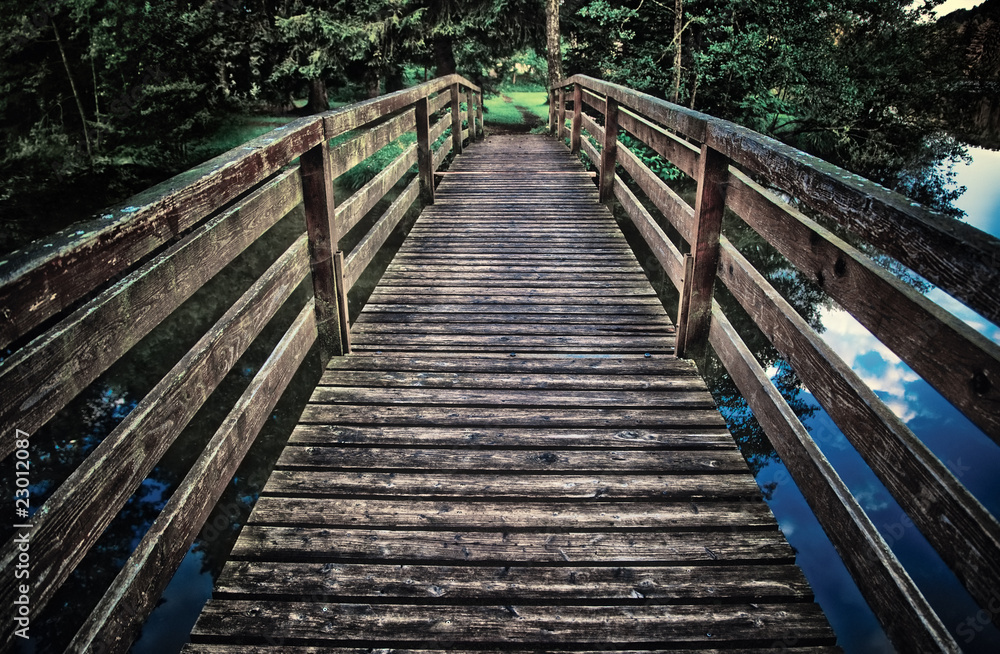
[[752, 146, 1000, 652]]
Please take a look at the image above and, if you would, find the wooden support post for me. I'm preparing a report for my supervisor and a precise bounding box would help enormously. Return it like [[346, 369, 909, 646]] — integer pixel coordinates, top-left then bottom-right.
[[557, 88, 567, 142], [476, 91, 484, 138], [549, 88, 557, 134], [415, 95, 435, 204], [333, 251, 352, 354], [300, 138, 344, 361], [675, 254, 696, 357], [465, 88, 476, 143], [450, 83, 464, 156], [598, 96, 619, 203], [570, 83, 582, 154], [677, 144, 729, 358]]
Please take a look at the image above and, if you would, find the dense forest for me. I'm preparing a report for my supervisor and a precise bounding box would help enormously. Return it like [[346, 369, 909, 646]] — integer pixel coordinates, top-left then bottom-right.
[[0, 0, 994, 255]]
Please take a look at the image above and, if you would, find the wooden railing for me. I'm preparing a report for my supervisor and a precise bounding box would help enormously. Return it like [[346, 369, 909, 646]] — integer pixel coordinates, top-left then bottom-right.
[[0, 73, 482, 653], [551, 74, 1000, 653]]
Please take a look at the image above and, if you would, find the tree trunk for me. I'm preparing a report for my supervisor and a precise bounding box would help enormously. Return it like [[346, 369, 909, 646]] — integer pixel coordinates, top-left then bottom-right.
[[52, 18, 92, 159], [433, 36, 457, 76], [307, 77, 329, 113], [545, 0, 563, 92], [673, 0, 683, 104]]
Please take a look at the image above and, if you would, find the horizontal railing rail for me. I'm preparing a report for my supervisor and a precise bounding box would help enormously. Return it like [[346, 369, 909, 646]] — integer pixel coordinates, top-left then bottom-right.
[[551, 73, 1000, 653], [0, 73, 481, 653]]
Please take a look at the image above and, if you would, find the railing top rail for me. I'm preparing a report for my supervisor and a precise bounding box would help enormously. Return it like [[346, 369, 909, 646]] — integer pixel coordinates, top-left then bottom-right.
[[553, 74, 1000, 325], [0, 73, 480, 352]]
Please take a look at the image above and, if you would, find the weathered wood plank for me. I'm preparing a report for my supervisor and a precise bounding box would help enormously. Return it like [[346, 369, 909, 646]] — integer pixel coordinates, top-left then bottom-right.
[[0, 168, 302, 458], [335, 144, 417, 235], [718, 236, 1000, 621], [215, 562, 811, 601], [330, 108, 416, 179], [343, 176, 420, 290], [68, 301, 317, 654], [316, 370, 696, 391], [247, 498, 776, 529], [429, 89, 452, 115], [676, 144, 728, 357], [0, 235, 310, 641], [323, 74, 478, 137], [307, 386, 713, 409], [558, 75, 709, 144], [616, 139, 695, 243], [229, 527, 796, 563], [183, 646, 841, 654], [727, 169, 1000, 443], [618, 106, 700, 180], [190, 602, 834, 645], [275, 447, 747, 473], [288, 425, 735, 450], [613, 176, 685, 289], [0, 118, 321, 351], [302, 137, 344, 360], [264, 470, 758, 499], [707, 303, 959, 652], [706, 119, 1000, 324]]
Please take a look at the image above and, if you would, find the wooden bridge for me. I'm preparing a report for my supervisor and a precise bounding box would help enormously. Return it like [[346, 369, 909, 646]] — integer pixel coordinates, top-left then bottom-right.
[[1, 74, 999, 653]]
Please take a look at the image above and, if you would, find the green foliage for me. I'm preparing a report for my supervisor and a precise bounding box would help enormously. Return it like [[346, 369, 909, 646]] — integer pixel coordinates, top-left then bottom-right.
[[618, 133, 684, 183], [339, 132, 417, 190]]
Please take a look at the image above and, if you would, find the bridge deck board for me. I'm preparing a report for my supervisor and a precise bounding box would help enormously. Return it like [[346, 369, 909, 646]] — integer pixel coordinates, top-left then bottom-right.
[[186, 135, 837, 651]]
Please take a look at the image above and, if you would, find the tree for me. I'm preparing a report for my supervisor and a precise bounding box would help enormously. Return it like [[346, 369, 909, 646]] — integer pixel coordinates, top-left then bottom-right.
[[545, 0, 562, 91]]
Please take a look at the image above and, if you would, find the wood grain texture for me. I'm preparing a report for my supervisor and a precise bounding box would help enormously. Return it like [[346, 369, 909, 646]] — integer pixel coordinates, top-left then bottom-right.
[[330, 108, 415, 179], [676, 144, 728, 358], [334, 143, 417, 236], [323, 75, 478, 138], [69, 302, 317, 654], [0, 167, 302, 459], [708, 303, 959, 652], [727, 168, 1000, 444], [718, 236, 1000, 625], [191, 601, 833, 646], [188, 135, 833, 652], [0, 235, 310, 646], [0, 117, 322, 351]]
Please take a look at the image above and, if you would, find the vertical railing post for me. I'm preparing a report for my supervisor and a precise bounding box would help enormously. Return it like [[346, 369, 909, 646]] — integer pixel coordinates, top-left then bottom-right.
[[465, 88, 476, 143], [332, 251, 352, 353], [557, 88, 567, 142], [549, 89, 559, 136], [300, 133, 345, 360], [570, 83, 582, 154], [450, 82, 464, 156], [598, 96, 619, 203], [415, 95, 435, 205], [476, 90, 484, 138], [676, 144, 729, 358]]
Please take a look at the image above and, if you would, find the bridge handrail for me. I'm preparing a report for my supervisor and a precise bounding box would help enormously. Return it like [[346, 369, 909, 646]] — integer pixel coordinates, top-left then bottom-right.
[[0, 73, 482, 653], [552, 74, 1000, 653]]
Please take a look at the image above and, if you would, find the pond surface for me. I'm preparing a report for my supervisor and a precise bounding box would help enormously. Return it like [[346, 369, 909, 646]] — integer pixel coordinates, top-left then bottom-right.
[[737, 145, 1000, 653]]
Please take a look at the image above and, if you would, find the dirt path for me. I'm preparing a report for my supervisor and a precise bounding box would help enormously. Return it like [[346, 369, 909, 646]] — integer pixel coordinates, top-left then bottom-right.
[[487, 95, 546, 134]]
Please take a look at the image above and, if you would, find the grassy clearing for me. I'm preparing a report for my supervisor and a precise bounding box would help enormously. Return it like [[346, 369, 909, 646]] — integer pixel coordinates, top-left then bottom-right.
[[505, 91, 549, 122], [482, 95, 525, 125]]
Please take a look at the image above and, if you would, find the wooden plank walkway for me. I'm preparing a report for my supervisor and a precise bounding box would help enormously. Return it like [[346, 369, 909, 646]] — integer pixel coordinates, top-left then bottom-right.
[[185, 135, 838, 652]]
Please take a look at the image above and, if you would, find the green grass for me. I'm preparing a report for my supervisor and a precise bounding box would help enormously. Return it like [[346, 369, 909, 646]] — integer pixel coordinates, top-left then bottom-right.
[[482, 95, 526, 125], [505, 91, 549, 121]]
